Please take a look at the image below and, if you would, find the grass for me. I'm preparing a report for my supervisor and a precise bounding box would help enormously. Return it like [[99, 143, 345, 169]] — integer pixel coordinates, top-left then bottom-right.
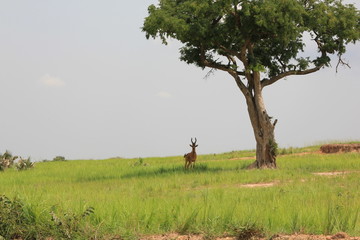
[[0, 145, 360, 239]]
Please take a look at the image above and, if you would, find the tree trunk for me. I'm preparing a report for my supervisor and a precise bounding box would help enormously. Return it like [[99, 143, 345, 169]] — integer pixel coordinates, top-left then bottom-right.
[[246, 101, 277, 168], [246, 106, 277, 169], [253, 130, 277, 169], [243, 72, 277, 169]]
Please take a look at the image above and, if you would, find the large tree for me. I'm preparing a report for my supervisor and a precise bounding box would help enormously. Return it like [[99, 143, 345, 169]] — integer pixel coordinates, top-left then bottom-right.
[[143, 0, 360, 168]]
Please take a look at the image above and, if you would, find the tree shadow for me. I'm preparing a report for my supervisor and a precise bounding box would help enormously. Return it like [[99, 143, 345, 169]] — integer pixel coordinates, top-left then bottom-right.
[[121, 164, 224, 179]]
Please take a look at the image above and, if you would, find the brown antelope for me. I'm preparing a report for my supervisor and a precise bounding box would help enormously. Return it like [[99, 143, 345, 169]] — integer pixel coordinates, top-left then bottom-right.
[[184, 138, 198, 169]]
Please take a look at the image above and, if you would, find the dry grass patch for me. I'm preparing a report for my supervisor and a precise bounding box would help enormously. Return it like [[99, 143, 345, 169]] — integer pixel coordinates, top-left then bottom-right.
[[239, 182, 278, 188]]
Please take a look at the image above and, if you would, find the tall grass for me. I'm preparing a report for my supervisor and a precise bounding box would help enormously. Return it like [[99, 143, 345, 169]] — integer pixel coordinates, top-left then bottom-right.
[[0, 147, 360, 239]]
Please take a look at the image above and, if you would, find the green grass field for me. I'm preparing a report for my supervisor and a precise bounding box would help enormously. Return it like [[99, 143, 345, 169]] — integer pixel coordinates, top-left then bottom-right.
[[1, 145, 360, 239]]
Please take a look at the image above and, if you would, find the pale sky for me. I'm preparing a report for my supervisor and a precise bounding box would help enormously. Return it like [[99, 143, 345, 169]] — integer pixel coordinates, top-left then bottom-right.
[[0, 1, 359, 161]]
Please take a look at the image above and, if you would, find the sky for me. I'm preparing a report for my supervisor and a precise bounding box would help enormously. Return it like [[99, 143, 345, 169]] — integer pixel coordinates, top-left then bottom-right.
[[0, 1, 359, 161]]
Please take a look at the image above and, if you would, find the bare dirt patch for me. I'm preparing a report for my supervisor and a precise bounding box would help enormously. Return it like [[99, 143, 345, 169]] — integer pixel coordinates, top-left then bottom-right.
[[186, 181, 278, 191], [139, 232, 360, 240], [239, 182, 278, 188], [313, 171, 360, 176], [271, 232, 360, 240], [139, 233, 204, 240], [320, 144, 360, 154], [313, 171, 351, 176]]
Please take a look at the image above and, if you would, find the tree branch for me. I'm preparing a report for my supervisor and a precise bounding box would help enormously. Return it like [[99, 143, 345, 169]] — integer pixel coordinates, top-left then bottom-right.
[[237, 71, 246, 76], [336, 54, 351, 73], [204, 43, 249, 97], [200, 45, 229, 72], [226, 55, 237, 66], [203, 68, 216, 80], [219, 45, 242, 63], [202, 59, 233, 72], [239, 40, 250, 69], [211, 16, 223, 26], [200, 45, 246, 76], [261, 64, 324, 88], [260, 33, 327, 89], [233, 74, 250, 97]]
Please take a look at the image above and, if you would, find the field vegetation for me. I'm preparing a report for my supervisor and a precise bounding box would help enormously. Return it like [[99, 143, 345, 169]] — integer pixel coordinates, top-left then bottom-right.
[[0, 144, 360, 239]]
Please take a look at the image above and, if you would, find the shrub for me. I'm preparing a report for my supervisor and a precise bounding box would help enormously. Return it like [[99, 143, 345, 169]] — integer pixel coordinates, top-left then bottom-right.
[[0, 195, 96, 240], [0, 195, 36, 239], [50, 207, 95, 239], [15, 157, 34, 171], [235, 225, 265, 240], [53, 156, 66, 161]]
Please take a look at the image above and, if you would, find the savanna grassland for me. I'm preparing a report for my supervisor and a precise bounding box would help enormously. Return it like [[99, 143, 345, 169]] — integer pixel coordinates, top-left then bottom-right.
[[1, 145, 360, 240]]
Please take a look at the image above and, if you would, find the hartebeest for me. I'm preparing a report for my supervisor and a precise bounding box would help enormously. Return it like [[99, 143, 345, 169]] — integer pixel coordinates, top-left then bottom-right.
[[184, 138, 198, 169]]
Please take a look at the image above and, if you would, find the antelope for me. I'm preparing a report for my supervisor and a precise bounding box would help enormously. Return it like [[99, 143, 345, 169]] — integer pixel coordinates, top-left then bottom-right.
[[184, 138, 198, 169]]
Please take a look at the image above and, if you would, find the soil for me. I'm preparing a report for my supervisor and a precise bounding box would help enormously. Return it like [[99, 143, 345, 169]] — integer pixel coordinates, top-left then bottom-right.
[[320, 144, 360, 154], [139, 232, 360, 240]]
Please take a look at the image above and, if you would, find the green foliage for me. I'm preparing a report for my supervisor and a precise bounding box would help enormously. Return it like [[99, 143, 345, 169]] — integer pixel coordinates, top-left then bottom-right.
[[0, 195, 36, 239], [269, 139, 279, 157], [0, 195, 96, 240], [143, 0, 360, 77], [53, 156, 66, 161], [50, 207, 95, 239]]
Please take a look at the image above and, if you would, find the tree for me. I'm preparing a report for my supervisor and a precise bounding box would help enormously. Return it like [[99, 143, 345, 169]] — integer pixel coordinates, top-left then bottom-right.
[[142, 0, 360, 168]]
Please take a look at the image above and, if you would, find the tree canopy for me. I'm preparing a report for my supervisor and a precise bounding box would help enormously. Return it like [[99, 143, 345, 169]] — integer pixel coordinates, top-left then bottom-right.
[[143, 0, 359, 85]]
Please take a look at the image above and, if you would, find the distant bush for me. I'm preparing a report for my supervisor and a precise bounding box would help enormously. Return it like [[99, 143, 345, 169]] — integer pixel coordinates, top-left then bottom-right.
[[132, 157, 149, 167], [15, 157, 34, 171], [53, 156, 66, 161], [0, 151, 34, 172]]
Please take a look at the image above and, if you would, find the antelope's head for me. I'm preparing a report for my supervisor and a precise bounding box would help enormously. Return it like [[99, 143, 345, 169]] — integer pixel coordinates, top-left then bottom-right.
[[190, 138, 198, 150]]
